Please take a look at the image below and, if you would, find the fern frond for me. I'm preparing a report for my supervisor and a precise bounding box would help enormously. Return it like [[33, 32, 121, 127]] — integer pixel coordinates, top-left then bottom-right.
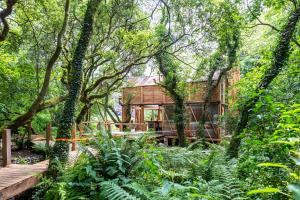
[[100, 181, 140, 200], [124, 182, 152, 199]]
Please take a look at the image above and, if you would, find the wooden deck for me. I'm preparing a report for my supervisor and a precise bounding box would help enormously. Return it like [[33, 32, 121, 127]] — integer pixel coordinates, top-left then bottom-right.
[[0, 161, 47, 200], [0, 151, 79, 200]]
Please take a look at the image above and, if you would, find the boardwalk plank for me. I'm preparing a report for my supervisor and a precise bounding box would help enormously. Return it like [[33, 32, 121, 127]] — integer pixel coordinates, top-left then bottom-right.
[[0, 149, 85, 200]]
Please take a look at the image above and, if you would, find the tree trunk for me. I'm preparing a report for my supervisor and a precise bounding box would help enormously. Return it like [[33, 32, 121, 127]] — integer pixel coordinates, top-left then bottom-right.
[[108, 106, 121, 123], [48, 0, 100, 175], [25, 121, 34, 148], [76, 103, 92, 124], [155, 51, 187, 147], [0, 0, 17, 42], [227, 6, 300, 158], [7, 0, 70, 131], [174, 98, 186, 147]]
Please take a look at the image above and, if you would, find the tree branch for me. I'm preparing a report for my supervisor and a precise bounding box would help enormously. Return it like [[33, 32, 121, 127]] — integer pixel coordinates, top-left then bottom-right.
[[0, 0, 17, 42]]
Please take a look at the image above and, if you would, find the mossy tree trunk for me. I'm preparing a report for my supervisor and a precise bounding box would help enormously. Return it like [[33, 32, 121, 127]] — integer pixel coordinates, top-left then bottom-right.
[[48, 0, 101, 175], [154, 10, 187, 147], [155, 46, 186, 147], [227, 6, 300, 158]]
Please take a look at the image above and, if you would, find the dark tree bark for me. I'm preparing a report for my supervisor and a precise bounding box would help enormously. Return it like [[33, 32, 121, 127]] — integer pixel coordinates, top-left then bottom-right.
[[48, 0, 100, 174], [7, 0, 70, 131], [0, 0, 17, 42], [227, 6, 300, 158], [107, 105, 121, 123], [76, 103, 92, 124], [24, 121, 35, 148]]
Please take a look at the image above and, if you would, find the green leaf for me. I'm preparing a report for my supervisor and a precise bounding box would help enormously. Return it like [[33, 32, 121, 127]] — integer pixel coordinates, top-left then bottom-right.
[[258, 162, 290, 170], [247, 188, 281, 195]]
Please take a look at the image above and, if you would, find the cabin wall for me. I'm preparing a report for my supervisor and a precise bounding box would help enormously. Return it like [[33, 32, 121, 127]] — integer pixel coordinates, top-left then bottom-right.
[[120, 70, 240, 141], [122, 82, 221, 105], [160, 103, 220, 139], [227, 68, 240, 107]]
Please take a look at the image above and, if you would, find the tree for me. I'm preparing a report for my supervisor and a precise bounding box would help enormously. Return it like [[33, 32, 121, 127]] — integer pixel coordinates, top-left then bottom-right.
[[71, 0, 154, 125], [7, 0, 70, 132], [0, 0, 17, 42], [49, 0, 100, 174], [155, 13, 187, 147], [227, 4, 300, 158], [195, 1, 240, 142]]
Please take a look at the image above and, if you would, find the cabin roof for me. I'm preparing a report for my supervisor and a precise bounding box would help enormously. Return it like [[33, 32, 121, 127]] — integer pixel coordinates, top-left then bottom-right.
[[125, 71, 221, 88]]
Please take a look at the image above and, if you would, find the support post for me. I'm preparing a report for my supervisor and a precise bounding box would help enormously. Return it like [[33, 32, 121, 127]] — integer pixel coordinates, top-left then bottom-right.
[[164, 137, 168, 146], [71, 123, 76, 151], [120, 123, 123, 132], [140, 106, 145, 131], [46, 123, 51, 148], [2, 129, 11, 167], [157, 106, 161, 121]]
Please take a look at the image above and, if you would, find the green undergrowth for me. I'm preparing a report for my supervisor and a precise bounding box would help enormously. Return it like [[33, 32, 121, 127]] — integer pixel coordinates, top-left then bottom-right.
[[32, 128, 299, 200], [31, 132, 247, 200]]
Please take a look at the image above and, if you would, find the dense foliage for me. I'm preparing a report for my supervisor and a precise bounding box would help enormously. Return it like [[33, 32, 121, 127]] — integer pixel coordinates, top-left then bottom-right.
[[0, 0, 299, 199]]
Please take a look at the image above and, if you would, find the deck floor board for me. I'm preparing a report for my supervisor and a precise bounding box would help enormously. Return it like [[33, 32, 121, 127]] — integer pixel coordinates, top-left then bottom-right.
[[0, 150, 81, 200]]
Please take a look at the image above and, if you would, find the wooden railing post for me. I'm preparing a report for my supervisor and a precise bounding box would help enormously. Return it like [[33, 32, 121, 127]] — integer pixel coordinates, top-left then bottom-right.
[[2, 129, 11, 167], [46, 123, 51, 148], [71, 123, 76, 151], [120, 123, 123, 132]]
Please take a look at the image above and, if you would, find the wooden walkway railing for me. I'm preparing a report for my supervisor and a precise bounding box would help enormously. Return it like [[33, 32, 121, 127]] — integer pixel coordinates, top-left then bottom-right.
[[0, 127, 80, 200]]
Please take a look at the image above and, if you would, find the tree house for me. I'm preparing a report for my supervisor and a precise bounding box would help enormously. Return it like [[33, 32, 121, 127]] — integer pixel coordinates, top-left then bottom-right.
[[120, 69, 240, 142]]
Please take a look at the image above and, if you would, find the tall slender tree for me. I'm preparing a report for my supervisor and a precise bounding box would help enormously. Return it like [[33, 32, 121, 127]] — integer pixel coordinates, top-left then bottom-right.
[[49, 0, 101, 174], [227, 5, 300, 158], [155, 11, 187, 147]]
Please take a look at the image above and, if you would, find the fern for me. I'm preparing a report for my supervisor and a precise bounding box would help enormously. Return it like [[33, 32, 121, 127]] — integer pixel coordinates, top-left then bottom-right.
[[207, 157, 247, 200], [124, 182, 152, 199], [100, 181, 140, 200]]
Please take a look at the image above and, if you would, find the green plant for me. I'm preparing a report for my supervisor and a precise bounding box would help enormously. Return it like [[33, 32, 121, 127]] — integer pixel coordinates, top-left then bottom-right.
[[14, 155, 29, 164], [32, 143, 49, 157], [247, 139, 300, 199]]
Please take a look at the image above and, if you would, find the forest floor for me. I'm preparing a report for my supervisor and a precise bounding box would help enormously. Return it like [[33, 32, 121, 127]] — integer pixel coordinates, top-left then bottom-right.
[[0, 149, 45, 167], [0, 134, 48, 167]]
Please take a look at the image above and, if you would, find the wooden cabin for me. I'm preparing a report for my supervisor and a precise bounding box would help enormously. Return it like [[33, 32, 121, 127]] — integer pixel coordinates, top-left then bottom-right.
[[120, 69, 240, 143]]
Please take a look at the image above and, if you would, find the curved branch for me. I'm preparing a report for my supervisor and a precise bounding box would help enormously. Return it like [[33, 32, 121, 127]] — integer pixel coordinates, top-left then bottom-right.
[[7, 0, 70, 129]]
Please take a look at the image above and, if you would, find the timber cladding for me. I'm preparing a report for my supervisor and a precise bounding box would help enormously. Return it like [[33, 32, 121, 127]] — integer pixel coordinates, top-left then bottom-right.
[[122, 82, 221, 105]]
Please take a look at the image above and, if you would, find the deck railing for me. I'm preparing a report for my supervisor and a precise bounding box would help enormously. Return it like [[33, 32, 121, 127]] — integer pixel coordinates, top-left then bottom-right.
[[1, 129, 11, 167]]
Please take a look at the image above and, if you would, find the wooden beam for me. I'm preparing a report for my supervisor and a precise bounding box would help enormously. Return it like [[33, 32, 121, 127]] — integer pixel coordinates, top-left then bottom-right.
[[46, 123, 51, 149], [0, 171, 41, 200], [71, 123, 76, 151], [140, 106, 145, 131], [120, 123, 123, 131], [140, 86, 144, 104], [2, 129, 11, 167], [157, 106, 161, 121], [164, 137, 168, 146]]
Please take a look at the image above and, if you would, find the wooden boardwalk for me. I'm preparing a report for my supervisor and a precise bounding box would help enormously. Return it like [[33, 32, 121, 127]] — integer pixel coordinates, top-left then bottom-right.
[[0, 161, 48, 199], [0, 151, 79, 200]]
